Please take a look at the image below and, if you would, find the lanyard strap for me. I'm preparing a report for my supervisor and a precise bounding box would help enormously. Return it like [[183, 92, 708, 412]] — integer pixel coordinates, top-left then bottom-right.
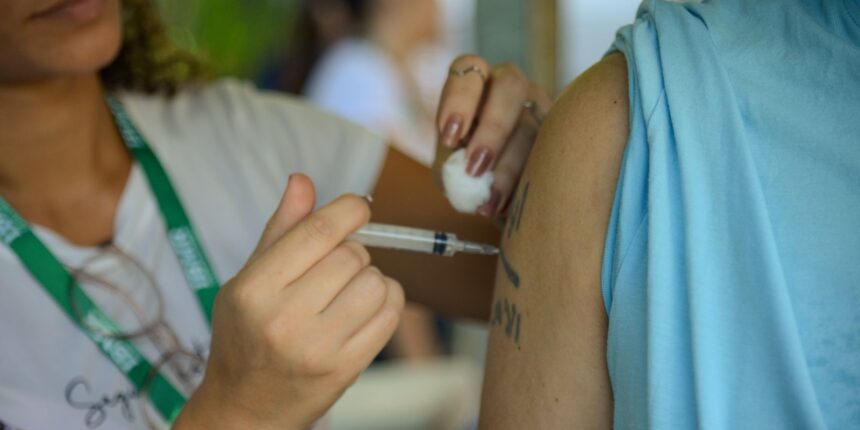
[[0, 97, 222, 423], [0, 199, 185, 423], [107, 97, 220, 323]]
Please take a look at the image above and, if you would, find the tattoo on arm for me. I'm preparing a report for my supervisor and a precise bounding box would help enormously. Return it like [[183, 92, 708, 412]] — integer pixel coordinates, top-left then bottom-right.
[[490, 297, 522, 346], [515, 182, 529, 231], [506, 181, 530, 239], [492, 181, 531, 347], [499, 248, 520, 288]]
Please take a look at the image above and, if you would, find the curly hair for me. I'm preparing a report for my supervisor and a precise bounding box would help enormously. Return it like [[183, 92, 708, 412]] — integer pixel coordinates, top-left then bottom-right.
[[100, 0, 209, 95]]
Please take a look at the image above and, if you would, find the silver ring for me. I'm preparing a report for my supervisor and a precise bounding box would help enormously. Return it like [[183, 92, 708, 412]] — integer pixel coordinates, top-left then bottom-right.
[[522, 100, 545, 125], [449, 65, 488, 81]]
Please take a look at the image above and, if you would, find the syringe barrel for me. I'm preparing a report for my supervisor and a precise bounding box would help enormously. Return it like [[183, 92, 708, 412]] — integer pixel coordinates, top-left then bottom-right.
[[348, 223, 455, 256]]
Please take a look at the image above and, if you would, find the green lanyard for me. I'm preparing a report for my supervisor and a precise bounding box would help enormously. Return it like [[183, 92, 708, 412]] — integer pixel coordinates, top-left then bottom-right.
[[108, 96, 221, 322], [0, 96, 221, 423]]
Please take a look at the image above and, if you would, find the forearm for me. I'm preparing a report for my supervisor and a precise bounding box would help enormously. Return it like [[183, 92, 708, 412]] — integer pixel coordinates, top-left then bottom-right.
[[175, 382, 295, 430], [369, 247, 495, 320]]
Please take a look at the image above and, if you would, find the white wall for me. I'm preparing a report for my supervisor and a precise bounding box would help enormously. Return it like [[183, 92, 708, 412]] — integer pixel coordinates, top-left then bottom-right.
[[558, 0, 641, 87]]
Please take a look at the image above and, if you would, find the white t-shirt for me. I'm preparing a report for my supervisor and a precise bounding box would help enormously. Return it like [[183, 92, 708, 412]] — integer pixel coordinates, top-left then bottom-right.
[[0, 80, 387, 429], [305, 39, 437, 167]]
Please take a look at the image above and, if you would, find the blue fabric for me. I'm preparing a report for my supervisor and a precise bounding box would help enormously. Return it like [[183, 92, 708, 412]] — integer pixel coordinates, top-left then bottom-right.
[[603, 0, 860, 428]]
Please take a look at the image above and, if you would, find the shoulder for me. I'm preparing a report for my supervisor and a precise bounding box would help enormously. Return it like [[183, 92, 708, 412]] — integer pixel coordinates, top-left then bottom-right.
[[119, 78, 365, 142], [118, 78, 383, 158], [611, 0, 793, 85], [513, 52, 630, 277], [553, 52, 628, 116], [116, 79, 388, 204], [540, 53, 629, 163]]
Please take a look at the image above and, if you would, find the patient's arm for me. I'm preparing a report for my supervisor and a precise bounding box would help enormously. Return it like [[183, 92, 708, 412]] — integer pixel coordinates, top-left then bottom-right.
[[479, 52, 629, 429]]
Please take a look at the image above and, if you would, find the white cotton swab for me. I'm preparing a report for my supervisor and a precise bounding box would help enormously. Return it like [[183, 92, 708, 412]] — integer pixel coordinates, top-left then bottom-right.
[[442, 148, 494, 214]]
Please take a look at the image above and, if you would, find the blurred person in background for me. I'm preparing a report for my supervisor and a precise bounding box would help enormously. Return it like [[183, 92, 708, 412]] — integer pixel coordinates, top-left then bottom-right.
[[268, 0, 441, 167], [0, 0, 551, 428]]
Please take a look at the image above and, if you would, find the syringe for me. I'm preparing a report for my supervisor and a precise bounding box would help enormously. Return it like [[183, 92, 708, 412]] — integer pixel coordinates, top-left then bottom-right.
[[347, 223, 499, 257]]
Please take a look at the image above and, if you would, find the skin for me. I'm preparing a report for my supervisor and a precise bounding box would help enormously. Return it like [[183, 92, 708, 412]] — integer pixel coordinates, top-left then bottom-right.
[[436, 55, 553, 217], [370, 0, 439, 60], [478, 52, 630, 429], [178, 178, 406, 429], [0, 0, 544, 427]]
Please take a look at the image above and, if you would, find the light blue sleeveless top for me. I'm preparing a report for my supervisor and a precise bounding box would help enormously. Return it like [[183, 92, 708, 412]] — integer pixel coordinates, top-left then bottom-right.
[[603, 0, 860, 428]]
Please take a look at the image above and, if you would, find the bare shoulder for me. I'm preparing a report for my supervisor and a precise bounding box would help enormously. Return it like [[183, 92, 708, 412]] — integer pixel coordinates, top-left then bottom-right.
[[478, 53, 628, 429], [540, 51, 629, 170]]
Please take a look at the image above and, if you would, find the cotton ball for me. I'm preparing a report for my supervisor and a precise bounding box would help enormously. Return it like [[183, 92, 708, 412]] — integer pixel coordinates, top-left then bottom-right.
[[442, 148, 494, 214]]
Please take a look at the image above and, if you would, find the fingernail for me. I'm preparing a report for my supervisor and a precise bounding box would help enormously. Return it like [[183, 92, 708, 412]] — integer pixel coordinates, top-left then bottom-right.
[[363, 195, 374, 205], [442, 115, 463, 148], [477, 189, 502, 218], [283, 174, 295, 195], [466, 147, 494, 177]]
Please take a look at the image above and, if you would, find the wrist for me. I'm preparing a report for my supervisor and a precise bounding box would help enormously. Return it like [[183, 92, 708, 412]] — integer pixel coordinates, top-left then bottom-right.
[[176, 377, 301, 430]]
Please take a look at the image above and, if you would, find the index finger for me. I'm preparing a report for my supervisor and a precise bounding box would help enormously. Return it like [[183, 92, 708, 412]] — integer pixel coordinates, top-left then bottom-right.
[[437, 55, 491, 148], [244, 194, 372, 291]]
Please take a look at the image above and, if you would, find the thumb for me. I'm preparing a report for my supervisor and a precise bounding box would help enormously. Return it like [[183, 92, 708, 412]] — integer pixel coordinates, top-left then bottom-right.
[[252, 173, 317, 259]]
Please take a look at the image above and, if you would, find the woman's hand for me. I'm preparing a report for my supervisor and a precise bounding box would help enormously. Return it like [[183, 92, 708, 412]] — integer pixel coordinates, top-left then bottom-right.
[[176, 174, 405, 430], [434, 55, 553, 219]]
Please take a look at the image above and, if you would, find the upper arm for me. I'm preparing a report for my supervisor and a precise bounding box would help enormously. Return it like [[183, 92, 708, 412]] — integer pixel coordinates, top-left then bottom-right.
[[479, 52, 630, 428]]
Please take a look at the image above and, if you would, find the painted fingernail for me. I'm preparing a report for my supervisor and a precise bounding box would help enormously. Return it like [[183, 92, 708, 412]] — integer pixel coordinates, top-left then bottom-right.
[[477, 189, 502, 218], [442, 115, 463, 148], [466, 147, 494, 177]]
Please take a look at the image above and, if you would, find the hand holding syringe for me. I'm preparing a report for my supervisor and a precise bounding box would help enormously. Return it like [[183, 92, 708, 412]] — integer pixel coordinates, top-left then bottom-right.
[[348, 223, 498, 257]]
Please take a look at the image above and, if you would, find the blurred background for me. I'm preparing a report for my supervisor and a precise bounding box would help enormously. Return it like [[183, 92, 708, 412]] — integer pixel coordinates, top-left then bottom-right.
[[153, 0, 642, 99], [153, 0, 639, 428]]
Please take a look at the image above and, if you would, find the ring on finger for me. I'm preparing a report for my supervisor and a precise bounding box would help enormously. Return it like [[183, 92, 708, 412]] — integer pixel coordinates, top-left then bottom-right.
[[522, 100, 545, 125], [449, 65, 488, 81]]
